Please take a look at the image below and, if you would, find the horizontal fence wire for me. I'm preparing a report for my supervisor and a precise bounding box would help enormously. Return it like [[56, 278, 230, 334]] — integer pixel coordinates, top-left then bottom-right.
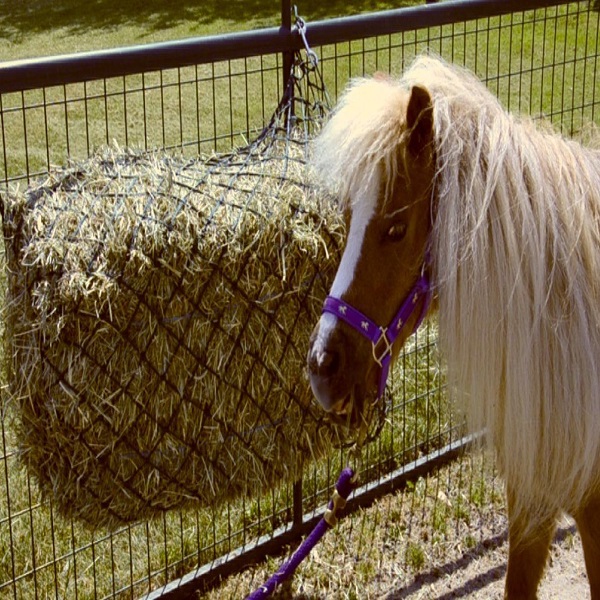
[[0, 1, 598, 599]]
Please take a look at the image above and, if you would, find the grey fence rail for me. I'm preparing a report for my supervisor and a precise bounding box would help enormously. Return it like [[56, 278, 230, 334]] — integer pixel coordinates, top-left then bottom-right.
[[0, 1, 598, 599]]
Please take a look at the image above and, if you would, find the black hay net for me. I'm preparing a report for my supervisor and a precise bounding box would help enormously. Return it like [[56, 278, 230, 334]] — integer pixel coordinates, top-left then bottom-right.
[[2, 52, 352, 530]]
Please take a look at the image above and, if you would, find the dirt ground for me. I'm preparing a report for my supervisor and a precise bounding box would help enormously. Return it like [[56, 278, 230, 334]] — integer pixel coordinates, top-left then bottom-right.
[[383, 520, 589, 599], [202, 453, 590, 599]]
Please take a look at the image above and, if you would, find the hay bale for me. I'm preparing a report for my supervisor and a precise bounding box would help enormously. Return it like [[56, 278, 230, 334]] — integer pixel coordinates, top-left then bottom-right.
[[2, 139, 346, 529]]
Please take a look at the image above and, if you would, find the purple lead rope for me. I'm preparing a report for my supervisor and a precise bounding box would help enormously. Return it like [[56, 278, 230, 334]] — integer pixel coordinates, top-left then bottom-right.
[[245, 467, 355, 599]]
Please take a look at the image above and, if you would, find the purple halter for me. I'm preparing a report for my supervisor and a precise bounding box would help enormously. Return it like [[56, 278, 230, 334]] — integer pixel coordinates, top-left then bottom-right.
[[322, 270, 432, 400]]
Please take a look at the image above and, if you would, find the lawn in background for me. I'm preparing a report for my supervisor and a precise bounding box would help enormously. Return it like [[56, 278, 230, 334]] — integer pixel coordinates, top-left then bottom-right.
[[0, 0, 423, 62]]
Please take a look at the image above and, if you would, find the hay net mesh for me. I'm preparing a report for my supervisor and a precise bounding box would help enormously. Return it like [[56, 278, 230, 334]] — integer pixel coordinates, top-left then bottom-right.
[[1, 52, 362, 530]]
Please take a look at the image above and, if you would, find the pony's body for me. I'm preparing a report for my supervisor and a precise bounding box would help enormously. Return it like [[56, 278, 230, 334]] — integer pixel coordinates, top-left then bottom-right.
[[307, 55, 600, 598]]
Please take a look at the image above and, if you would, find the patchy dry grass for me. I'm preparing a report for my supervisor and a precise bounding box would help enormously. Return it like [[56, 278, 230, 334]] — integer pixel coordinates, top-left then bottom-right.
[[199, 451, 507, 599], [201, 451, 591, 600]]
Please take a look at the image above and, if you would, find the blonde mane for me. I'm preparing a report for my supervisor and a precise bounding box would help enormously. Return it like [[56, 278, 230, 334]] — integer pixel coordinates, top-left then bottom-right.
[[311, 74, 413, 209], [316, 55, 600, 532], [412, 56, 600, 529]]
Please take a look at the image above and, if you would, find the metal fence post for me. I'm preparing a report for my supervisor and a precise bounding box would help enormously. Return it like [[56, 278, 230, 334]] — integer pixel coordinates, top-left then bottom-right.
[[281, 0, 293, 89], [292, 479, 303, 531]]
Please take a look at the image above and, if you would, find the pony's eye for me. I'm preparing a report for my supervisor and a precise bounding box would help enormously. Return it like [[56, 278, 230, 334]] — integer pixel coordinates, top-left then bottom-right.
[[386, 222, 407, 242]]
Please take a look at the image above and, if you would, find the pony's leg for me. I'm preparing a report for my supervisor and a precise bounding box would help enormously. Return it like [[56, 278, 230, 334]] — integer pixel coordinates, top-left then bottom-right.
[[504, 491, 556, 600], [574, 494, 600, 599]]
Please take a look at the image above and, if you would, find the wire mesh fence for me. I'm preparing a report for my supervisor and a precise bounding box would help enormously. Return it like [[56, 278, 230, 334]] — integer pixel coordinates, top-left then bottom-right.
[[0, 1, 598, 598], [0, 56, 285, 186]]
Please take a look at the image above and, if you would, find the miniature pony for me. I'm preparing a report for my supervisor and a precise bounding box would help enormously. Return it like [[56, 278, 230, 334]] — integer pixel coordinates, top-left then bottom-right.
[[307, 55, 600, 598]]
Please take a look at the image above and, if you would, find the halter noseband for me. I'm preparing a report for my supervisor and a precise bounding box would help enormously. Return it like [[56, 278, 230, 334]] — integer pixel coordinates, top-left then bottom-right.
[[322, 269, 432, 401]]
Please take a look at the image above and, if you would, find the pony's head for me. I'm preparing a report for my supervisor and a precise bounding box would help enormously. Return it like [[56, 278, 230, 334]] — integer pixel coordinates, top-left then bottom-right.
[[307, 73, 436, 427]]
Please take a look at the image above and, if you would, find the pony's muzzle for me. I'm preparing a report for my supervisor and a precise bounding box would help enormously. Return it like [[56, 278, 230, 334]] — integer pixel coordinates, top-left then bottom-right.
[[307, 319, 349, 413]]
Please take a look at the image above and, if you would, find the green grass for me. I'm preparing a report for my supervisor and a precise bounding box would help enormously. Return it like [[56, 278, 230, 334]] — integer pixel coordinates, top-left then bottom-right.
[[0, 0, 423, 185], [406, 541, 427, 571], [0, 0, 423, 62], [0, 2, 599, 599]]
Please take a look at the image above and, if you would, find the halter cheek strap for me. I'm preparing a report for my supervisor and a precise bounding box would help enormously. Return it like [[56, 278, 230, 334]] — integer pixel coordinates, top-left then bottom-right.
[[322, 272, 432, 400]]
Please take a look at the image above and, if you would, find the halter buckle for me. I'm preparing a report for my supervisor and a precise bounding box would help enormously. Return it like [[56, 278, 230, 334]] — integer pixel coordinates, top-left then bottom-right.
[[372, 327, 393, 367]]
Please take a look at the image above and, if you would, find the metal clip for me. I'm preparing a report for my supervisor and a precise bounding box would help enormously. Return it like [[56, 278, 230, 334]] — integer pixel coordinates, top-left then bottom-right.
[[293, 5, 319, 66], [323, 489, 347, 527]]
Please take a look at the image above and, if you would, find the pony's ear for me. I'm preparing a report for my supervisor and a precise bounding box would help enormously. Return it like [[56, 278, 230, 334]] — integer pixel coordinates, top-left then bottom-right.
[[373, 71, 391, 82], [406, 85, 433, 158]]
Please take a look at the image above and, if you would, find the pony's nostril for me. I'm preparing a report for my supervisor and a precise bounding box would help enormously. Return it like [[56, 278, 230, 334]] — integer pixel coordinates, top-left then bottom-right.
[[320, 350, 339, 376], [309, 348, 340, 378]]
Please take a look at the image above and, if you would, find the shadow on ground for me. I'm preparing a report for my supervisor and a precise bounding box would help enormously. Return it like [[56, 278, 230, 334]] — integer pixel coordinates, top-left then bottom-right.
[[0, 0, 421, 41], [384, 525, 577, 600]]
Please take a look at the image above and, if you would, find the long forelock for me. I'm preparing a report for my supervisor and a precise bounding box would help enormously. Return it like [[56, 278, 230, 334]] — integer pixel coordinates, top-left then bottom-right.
[[311, 77, 410, 212]]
